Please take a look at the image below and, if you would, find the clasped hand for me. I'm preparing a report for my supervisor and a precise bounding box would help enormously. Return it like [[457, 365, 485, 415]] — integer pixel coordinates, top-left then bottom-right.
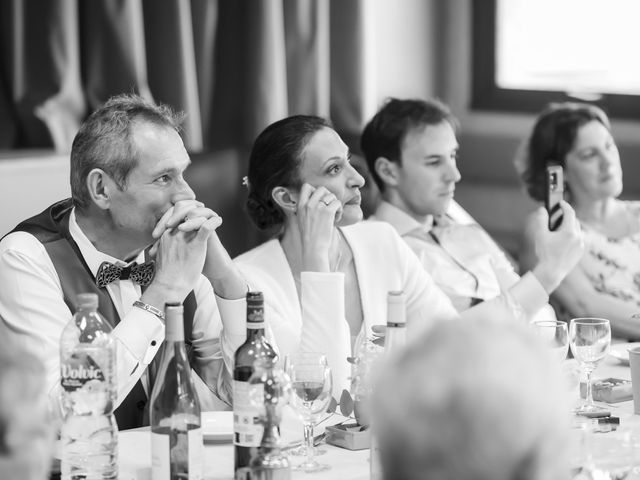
[[148, 200, 222, 300]]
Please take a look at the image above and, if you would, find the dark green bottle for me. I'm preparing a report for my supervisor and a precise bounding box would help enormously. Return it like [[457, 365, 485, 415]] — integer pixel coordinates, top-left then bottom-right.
[[233, 292, 277, 472]]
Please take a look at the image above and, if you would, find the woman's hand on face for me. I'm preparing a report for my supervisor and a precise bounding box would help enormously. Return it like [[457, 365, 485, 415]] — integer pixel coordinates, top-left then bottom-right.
[[531, 200, 585, 293], [295, 183, 342, 272]]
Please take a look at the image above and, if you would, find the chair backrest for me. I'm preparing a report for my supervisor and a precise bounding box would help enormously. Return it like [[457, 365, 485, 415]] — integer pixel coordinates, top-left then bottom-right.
[[0, 153, 71, 237]]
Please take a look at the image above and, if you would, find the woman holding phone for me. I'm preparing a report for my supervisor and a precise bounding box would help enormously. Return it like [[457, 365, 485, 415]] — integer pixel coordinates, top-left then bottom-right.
[[515, 102, 640, 338], [222, 115, 583, 394]]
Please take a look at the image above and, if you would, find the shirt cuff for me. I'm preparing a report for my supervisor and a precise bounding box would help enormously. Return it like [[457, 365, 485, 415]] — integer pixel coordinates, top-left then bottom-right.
[[112, 306, 164, 365], [509, 271, 550, 316], [216, 294, 246, 337]]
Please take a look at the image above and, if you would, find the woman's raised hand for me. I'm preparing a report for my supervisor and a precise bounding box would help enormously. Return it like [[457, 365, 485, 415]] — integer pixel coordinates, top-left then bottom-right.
[[295, 183, 342, 272], [531, 200, 585, 293]]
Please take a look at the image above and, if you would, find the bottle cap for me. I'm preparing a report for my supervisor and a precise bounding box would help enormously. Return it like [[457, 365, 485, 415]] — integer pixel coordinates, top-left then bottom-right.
[[247, 291, 264, 306], [387, 290, 406, 327], [387, 291, 404, 303], [76, 293, 99, 310]]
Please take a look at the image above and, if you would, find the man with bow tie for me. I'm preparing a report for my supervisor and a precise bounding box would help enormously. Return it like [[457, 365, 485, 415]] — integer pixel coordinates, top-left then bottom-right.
[[0, 94, 246, 429], [361, 97, 583, 323]]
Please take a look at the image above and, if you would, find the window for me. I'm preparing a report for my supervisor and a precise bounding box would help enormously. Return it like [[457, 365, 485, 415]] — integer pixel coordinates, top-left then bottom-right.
[[472, 0, 640, 118]]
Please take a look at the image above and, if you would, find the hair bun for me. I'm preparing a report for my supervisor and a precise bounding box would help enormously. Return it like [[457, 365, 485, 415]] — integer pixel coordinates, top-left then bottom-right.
[[246, 194, 284, 231]]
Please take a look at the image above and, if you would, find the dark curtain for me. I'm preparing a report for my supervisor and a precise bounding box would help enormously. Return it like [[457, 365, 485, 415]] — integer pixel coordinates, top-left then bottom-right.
[[0, 0, 369, 153], [0, 0, 371, 255]]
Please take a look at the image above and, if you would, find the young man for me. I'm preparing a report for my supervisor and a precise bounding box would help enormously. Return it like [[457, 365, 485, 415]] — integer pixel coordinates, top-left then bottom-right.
[[361, 98, 576, 321], [0, 94, 245, 428]]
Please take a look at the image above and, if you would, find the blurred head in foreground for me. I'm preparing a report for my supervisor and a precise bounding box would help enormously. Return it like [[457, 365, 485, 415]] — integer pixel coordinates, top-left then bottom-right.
[[0, 333, 55, 480], [373, 318, 570, 480]]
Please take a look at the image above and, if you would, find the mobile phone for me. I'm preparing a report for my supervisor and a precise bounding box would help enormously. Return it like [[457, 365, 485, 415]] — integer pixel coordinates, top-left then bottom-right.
[[545, 165, 564, 231]]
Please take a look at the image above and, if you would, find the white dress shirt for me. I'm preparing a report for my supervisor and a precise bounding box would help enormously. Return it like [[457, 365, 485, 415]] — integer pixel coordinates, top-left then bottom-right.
[[0, 208, 244, 413], [371, 201, 556, 323]]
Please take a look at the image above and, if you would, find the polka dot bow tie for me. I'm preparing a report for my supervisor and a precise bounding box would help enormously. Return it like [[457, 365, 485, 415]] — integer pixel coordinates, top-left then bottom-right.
[[95, 260, 156, 288]]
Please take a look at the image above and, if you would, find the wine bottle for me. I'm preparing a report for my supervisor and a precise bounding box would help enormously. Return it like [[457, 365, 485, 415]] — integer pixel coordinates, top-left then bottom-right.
[[385, 290, 407, 354], [234, 291, 277, 472], [150, 302, 203, 480], [371, 291, 407, 480]]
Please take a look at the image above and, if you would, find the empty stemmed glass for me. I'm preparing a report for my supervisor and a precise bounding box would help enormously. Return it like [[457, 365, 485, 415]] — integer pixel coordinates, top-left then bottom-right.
[[285, 352, 333, 473], [533, 320, 569, 363], [569, 318, 611, 416]]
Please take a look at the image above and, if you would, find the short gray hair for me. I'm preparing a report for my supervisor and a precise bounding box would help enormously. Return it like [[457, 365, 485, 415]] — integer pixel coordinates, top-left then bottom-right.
[[70, 94, 184, 210], [373, 318, 570, 480]]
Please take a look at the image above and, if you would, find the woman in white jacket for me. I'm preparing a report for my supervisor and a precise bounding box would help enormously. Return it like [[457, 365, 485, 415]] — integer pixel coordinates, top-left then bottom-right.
[[230, 115, 582, 394]]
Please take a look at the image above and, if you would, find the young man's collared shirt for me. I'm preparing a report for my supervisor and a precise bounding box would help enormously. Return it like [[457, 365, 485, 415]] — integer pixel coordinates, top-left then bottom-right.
[[370, 201, 556, 322]]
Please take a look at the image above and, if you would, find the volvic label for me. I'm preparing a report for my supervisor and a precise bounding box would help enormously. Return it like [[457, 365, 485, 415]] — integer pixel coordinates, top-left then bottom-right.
[[61, 352, 105, 392]]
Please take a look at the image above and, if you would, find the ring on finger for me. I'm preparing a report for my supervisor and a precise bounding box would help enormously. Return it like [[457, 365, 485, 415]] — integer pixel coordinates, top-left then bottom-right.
[[322, 198, 333, 206]]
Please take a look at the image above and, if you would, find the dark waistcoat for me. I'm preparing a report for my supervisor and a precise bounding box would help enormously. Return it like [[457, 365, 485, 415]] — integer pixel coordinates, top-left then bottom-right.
[[9, 199, 197, 430]]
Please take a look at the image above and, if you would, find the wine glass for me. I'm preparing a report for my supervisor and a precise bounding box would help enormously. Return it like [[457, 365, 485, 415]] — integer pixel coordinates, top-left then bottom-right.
[[569, 318, 611, 416], [285, 352, 333, 473], [533, 320, 569, 363]]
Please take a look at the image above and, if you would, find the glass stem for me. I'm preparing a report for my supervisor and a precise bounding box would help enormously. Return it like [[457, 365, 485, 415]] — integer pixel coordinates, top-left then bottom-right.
[[585, 369, 594, 406], [304, 422, 315, 465]]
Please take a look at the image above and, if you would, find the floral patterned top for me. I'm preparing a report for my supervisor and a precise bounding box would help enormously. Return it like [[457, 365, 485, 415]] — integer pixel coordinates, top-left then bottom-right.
[[577, 201, 640, 311]]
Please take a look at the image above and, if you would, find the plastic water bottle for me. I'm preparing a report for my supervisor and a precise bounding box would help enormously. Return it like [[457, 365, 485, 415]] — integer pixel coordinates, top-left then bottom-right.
[[60, 293, 117, 480]]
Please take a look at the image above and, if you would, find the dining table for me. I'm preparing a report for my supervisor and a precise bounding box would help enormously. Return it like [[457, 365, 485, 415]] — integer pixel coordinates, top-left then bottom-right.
[[70, 342, 640, 480], [566, 341, 640, 478], [114, 405, 369, 480]]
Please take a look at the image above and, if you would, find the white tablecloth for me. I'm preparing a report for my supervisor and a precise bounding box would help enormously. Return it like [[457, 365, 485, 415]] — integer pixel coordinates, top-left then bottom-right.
[[118, 406, 370, 480], [567, 342, 640, 477], [115, 344, 640, 480]]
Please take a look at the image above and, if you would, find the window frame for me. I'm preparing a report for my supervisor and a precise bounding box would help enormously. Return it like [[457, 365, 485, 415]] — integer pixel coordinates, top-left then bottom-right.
[[471, 0, 640, 119]]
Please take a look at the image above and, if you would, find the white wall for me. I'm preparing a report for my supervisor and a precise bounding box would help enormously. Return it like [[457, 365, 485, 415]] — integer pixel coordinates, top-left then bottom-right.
[[0, 154, 71, 236], [372, 0, 437, 108]]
